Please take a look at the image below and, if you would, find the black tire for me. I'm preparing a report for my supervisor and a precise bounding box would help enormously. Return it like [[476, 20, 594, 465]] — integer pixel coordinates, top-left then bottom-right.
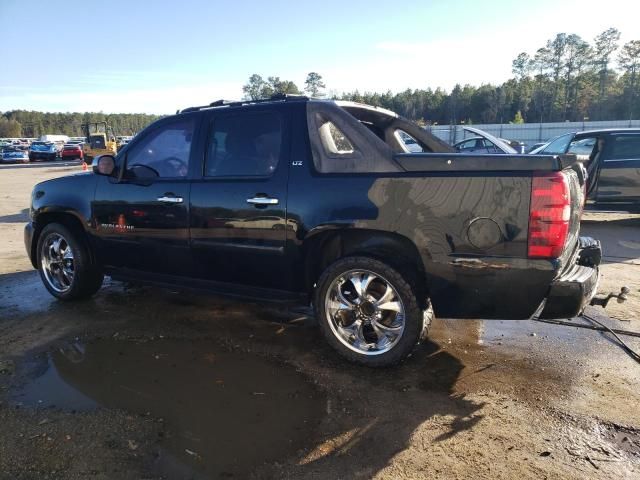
[[37, 223, 103, 301], [314, 256, 432, 367]]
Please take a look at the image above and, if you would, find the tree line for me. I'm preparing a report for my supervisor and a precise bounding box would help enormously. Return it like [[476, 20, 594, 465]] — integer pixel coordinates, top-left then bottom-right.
[[245, 28, 639, 125], [0, 111, 162, 138]]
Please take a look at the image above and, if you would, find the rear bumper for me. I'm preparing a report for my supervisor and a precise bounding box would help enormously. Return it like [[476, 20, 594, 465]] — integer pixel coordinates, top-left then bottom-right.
[[1, 157, 29, 163], [29, 152, 56, 160], [539, 237, 601, 319]]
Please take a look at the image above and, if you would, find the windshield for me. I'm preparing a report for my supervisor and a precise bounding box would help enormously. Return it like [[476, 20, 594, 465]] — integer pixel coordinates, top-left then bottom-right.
[[540, 133, 573, 154], [567, 137, 597, 156]]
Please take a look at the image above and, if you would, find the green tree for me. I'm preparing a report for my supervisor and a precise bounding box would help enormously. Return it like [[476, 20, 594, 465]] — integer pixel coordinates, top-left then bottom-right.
[[593, 27, 621, 116], [268, 76, 300, 95], [512, 52, 531, 79], [304, 72, 326, 97], [511, 110, 525, 124], [618, 40, 640, 120], [0, 118, 22, 137], [242, 74, 300, 99], [562, 34, 591, 120], [547, 33, 568, 119], [242, 74, 267, 100]]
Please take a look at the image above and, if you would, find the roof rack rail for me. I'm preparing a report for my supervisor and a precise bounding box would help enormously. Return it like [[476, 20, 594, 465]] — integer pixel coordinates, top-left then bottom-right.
[[179, 94, 309, 114]]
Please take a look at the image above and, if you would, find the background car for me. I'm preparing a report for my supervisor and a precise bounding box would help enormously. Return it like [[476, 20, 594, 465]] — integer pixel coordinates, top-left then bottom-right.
[[453, 127, 518, 154], [527, 142, 548, 153], [1, 145, 30, 163], [28, 141, 58, 161], [61, 143, 84, 160], [533, 129, 640, 204], [455, 136, 503, 153]]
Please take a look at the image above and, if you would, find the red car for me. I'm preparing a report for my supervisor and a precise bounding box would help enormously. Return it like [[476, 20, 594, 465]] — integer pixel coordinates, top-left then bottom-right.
[[61, 144, 84, 160]]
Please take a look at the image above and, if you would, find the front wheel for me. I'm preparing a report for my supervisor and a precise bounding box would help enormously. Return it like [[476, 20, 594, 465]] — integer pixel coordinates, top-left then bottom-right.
[[37, 223, 103, 300], [314, 256, 432, 367]]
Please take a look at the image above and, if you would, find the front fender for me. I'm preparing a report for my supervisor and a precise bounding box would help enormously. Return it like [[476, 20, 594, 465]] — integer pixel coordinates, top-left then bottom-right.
[[31, 173, 97, 231]]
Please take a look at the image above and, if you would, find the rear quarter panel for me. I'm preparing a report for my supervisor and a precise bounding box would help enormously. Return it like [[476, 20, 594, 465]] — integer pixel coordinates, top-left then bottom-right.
[[354, 174, 557, 319], [288, 166, 557, 318]]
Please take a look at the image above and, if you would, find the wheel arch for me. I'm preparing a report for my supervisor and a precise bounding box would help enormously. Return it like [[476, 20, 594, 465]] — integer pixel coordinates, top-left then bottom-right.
[[303, 228, 429, 309], [31, 211, 92, 267]]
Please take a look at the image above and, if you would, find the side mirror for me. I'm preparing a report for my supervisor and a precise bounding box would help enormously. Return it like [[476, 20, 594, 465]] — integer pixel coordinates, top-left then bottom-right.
[[92, 155, 116, 176]]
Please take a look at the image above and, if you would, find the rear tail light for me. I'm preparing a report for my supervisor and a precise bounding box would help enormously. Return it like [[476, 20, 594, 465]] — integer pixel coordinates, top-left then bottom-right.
[[528, 171, 571, 259]]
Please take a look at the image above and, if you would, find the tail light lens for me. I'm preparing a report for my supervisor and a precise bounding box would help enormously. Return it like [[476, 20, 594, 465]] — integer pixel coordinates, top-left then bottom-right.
[[528, 172, 571, 259]]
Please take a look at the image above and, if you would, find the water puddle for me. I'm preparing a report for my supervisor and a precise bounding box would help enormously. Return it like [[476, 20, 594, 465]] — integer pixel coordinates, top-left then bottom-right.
[[12, 339, 326, 478], [602, 423, 640, 459]]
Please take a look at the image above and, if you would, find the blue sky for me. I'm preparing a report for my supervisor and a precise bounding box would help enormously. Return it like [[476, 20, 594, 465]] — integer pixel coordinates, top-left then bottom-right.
[[0, 0, 638, 113]]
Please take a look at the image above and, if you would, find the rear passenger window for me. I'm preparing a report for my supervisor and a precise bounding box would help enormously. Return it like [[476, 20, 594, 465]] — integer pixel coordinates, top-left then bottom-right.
[[607, 135, 640, 161], [306, 101, 397, 173], [317, 117, 354, 155], [395, 130, 424, 153], [205, 112, 282, 177]]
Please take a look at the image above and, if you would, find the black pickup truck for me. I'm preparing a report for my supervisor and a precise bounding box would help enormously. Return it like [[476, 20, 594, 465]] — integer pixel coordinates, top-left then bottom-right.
[[25, 96, 601, 366]]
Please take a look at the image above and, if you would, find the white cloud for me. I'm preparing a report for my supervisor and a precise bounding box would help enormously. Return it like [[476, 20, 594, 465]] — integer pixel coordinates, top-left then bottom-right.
[[3, 0, 639, 113], [0, 82, 243, 114], [317, 2, 640, 95]]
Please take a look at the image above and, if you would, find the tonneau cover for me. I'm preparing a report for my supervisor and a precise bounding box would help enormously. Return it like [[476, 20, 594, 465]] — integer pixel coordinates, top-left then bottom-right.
[[394, 153, 579, 172]]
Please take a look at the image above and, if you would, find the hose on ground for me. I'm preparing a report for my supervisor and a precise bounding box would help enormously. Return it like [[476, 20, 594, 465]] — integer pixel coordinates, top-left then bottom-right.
[[534, 316, 640, 363]]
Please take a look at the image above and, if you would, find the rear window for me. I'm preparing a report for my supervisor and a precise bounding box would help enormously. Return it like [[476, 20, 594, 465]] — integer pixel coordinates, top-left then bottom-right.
[[541, 133, 573, 155], [608, 134, 640, 160], [395, 130, 424, 153]]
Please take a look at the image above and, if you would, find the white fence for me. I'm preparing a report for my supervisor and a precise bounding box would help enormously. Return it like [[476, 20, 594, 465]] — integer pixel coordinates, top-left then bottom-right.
[[427, 120, 640, 147]]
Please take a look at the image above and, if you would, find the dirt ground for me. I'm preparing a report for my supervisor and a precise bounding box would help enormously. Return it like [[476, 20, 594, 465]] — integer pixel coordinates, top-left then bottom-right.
[[1, 163, 639, 480]]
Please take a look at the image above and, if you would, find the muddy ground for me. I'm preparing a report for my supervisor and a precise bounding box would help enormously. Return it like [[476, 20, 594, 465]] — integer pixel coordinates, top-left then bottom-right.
[[0, 163, 639, 480]]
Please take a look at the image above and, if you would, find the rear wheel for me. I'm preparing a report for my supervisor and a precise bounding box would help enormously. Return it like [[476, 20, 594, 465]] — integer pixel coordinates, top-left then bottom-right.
[[37, 223, 103, 300], [315, 256, 432, 367]]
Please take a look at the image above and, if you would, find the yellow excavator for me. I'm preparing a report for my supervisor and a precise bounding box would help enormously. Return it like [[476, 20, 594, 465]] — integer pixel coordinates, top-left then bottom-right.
[[82, 122, 117, 162]]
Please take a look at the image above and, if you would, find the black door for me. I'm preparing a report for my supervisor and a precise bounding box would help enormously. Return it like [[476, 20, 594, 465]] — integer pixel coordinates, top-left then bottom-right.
[[92, 116, 198, 276], [596, 133, 640, 203], [189, 108, 290, 291]]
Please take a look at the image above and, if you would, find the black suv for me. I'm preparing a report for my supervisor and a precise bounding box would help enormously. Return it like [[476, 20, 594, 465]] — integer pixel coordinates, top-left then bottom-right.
[[25, 96, 600, 366], [535, 129, 640, 204]]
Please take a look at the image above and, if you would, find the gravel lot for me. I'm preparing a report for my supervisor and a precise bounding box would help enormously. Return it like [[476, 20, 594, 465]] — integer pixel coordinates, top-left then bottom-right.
[[1, 163, 639, 479]]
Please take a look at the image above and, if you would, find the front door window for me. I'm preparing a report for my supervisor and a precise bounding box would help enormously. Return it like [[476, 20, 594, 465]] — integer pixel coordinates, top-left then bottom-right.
[[126, 119, 195, 179]]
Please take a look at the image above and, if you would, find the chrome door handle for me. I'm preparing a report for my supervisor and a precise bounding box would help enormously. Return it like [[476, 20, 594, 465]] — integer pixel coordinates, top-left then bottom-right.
[[157, 196, 184, 203], [247, 197, 279, 205]]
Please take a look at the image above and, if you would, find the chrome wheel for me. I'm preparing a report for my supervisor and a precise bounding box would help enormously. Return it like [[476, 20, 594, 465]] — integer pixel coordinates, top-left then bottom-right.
[[325, 269, 405, 356], [41, 233, 75, 293]]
